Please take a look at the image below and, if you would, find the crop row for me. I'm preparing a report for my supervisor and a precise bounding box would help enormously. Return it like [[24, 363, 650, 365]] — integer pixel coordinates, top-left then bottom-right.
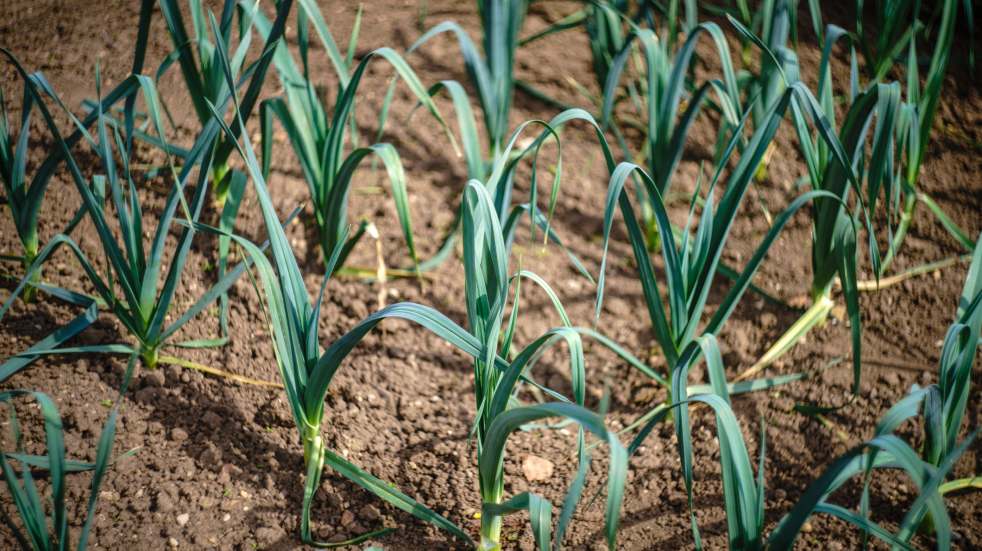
[[0, 1, 978, 550]]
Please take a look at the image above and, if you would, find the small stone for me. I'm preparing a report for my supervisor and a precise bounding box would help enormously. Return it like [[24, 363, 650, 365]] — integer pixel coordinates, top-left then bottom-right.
[[170, 428, 189, 442], [773, 488, 787, 500], [176, 513, 190, 527], [802, 521, 813, 533], [340, 510, 356, 526], [217, 464, 241, 484], [358, 504, 381, 522], [168, 537, 179, 548], [760, 312, 778, 328], [165, 365, 183, 383], [521, 455, 554, 482]]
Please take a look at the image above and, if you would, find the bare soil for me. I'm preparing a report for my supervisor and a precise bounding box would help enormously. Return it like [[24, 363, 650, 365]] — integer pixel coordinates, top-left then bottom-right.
[[0, 0, 979, 549]]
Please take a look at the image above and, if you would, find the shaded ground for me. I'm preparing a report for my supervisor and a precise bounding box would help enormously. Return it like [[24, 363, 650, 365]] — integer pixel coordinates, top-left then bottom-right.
[[0, 0, 979, 549]]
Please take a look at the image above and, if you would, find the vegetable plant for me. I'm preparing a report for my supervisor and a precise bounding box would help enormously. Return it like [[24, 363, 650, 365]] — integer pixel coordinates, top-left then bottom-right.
[[878, 0, 976, 273], [406, 3, 608, 272], [0, 390, 123, 551], [866, 233, 982, 526], [727, 0, 798, 182], [188, 47, 470, 543], [601, 21, 741, 200], [254, 0, 454, 272], [414, 0, 527, 163], [853, 0, 973, 84], [152, 0, 293, 207], [637, 334, 966, 549], [0, 72, 109, 305], [595, 73, 869, 420], [522, 7, 736, 242], [449, 179, 627, 550], [1, 77, 47, 303], [0, 55, 267, 383], [205, 68, 628, 547], [735, 20, 899, 378], [515, 0, 631, 111]]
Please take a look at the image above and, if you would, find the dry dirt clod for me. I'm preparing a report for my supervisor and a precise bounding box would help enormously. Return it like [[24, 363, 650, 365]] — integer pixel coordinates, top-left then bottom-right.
[[202, 410, 222, 430], [142, 369, 166, 388], [155, 493, 175, 513], [359, 503, 381, 522], [256, 525, 286, 546], [522, 455, 555, 482], [176, 513, 189, 527]]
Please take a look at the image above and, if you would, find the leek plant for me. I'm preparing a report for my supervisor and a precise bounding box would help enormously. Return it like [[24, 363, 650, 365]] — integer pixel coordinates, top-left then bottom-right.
[[854, 0, 972, 83], [516, 0, 700, 115], [738, 20, 899, 378], [727, 0, 798, 182], [1, 331, 137, 550], [250, 0, 527, 273], [768, 432, 972, 550], [522, 6, 734, 241], [407, 2, 605, 272], [867, 233, 982, 521], [515, 0, 632, 111], [152, 0, 293, 206], [0, 55, 265, 382], [601, 21, 741, 199], [581, 1, 629, 103], [253, 0, 453, 272], [878, 0, 976, 273], [634, 335, 964, 549], [1, 70, 146, 309], [770, 279, 982, 549], [410, 0, 528, 174], [0, 72, 111, 308], [595, 75, 868, 415], [1, 79, 46, 303], [0, 391, 123, 551], [0, 11, 171, 370], [447, 180, 626, 550], [855, 0, 922, 82], [205, 66, 627, 547], [76, 0, 293, 344]]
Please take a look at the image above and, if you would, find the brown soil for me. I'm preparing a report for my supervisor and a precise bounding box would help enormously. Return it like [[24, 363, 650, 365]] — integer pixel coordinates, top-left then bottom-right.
[[0, 1, 979, 550]]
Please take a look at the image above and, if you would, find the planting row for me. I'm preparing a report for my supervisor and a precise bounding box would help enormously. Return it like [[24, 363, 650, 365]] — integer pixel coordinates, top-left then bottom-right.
[[0, 1, 979, 549]]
